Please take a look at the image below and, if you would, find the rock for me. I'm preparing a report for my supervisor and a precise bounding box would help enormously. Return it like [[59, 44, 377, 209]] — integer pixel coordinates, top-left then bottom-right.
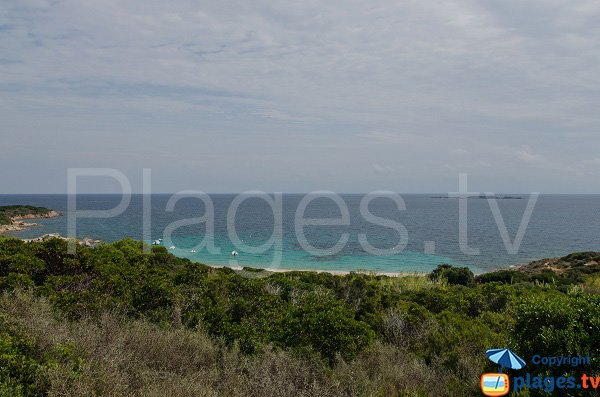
[[22, 234, 102, 248], [0, 210, 62, 234], [12, 210, 61, 221]]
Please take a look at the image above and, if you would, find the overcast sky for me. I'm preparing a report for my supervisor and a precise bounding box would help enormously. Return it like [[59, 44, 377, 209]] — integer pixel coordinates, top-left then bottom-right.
[[1, 0, 600, 193]]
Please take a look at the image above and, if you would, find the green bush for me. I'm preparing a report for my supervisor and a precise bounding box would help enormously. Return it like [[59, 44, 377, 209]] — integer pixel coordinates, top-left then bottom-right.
[[512, 291, 600, 380], [0, 330, 41, 397], [429, 264, 475, 286], [476, 269, 530, 284], [0, 236, 599, 396], [272, 292, 374, 363]]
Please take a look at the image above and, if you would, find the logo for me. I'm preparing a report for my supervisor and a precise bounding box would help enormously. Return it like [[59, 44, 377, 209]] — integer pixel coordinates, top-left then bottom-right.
[[481, 348, 597, 394], [481, 373, 510, 396], [481, 348, 526, 396]]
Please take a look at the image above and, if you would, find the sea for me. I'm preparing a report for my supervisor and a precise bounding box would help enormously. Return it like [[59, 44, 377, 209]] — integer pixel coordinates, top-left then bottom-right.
[[1, 194, 599, 274]]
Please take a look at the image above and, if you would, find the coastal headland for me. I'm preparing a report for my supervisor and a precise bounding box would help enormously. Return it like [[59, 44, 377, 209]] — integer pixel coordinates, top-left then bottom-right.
[[0, 205, 61, 233]]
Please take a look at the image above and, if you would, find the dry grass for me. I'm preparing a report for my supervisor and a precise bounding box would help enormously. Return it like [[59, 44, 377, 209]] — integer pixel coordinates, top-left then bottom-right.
[[376, 274, 444, 293], [583, 273, 600, 294], [1, 291, 477, 397]]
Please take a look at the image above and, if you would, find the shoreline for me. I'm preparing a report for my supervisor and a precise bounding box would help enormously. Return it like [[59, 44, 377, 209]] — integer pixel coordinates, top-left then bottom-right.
[[0, 210, 61, 234], [3, 231, 561, 277], [9, 234, 526, 276], [203, 262, 427, 277], [174, 252, 532, 276]]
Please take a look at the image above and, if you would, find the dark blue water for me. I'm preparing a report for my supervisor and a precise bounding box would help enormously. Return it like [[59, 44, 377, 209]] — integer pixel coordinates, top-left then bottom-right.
[[1, 194, 599, 273]]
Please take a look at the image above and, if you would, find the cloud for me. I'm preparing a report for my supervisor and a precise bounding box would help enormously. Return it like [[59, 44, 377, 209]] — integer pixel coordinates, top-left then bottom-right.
[[372, 163, 395, 173], [450, 148, 468, 155], [515, 149, 548, 167], [253, 109, 321, 123], [1, 0, 600, 192]]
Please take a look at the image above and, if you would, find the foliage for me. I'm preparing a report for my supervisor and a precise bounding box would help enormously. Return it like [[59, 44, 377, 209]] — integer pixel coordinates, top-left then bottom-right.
[[511, 291, 600, 379], [476, 269, 530, 284], [0, 206, 54, 225], [0, 237, 599, 396], [429, 264, 475, 286]]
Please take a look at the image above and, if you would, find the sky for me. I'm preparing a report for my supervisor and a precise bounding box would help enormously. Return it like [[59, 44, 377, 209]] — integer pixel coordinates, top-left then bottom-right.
[[1, 0, 600, 193]]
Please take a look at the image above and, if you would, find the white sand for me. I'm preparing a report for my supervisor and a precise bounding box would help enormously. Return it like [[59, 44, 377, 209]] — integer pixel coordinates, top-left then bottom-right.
[[204, 263, 425, 277]]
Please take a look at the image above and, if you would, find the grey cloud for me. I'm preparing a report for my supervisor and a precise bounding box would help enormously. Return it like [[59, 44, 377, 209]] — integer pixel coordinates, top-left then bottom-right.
[[1, 0, 599, 192]]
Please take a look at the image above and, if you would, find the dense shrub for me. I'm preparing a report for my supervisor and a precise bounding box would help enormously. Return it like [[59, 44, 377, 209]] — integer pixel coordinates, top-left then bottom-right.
[[0, 236, 599, 396], [0, 327, 42, 397], [476, 269, 530, 284], [512, 291, 600, 378], [429, 264, 475, 286]]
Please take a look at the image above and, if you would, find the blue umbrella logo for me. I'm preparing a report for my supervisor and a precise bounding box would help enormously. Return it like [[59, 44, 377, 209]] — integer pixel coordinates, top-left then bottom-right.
[[486, 348, 526, 371]]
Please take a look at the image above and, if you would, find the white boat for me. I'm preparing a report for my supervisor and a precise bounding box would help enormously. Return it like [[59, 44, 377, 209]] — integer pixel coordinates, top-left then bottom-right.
[[231, 250, 238, 256]]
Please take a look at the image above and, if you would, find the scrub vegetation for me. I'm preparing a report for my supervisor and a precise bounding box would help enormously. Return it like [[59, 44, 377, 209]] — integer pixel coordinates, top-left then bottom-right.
[[0, 206, 56, 226], [0, 237, 598, 396]]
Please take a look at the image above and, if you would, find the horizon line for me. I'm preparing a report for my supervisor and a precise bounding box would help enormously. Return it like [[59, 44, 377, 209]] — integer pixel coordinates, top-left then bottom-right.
[[2, 192, 600, 196]]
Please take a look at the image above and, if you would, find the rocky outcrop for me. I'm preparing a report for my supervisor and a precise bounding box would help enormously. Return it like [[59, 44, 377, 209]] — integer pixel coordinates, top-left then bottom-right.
[[22, 233, 102, 248], [0, 220, 40, 233], [518, 251, 600, 275], [11, 210, 61, 221], [0, 210, 61, 233]]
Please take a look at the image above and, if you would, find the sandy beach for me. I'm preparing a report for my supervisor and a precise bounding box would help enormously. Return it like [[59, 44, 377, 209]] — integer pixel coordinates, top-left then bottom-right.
[[205, 263, 426, 277]]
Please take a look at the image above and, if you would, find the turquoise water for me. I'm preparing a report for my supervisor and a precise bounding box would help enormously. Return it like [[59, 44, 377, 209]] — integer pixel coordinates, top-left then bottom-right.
[[2, 194, 600, 273], [163, 233, 464, 273]]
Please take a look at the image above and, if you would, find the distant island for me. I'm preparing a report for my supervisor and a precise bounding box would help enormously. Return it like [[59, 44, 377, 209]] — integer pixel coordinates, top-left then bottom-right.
[[431, 195, 523, 199], [0, 205, 61, 233]]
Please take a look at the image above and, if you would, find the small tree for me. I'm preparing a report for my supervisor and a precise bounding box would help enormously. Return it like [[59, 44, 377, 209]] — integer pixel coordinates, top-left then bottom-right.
[[429, 264, 475, 286]]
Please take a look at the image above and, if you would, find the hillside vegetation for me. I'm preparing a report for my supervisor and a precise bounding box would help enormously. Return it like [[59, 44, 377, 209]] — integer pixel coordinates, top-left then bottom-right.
[[0, 237, 599, 396], [0, 206, 57, 225]]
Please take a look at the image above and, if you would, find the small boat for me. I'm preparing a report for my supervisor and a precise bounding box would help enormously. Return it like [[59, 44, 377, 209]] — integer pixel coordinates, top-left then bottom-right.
[[231, 250, 238, 256], [169, 246, 175, 250], [152, 240, 161, 246], [190, 249, 197, 253]]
